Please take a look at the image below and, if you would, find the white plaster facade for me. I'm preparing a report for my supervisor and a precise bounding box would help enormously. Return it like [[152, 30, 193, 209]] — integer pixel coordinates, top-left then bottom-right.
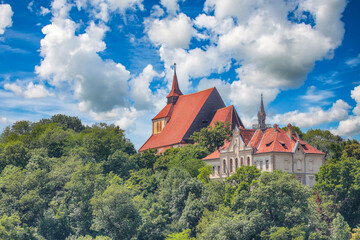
[[203, 128, 325, 187]]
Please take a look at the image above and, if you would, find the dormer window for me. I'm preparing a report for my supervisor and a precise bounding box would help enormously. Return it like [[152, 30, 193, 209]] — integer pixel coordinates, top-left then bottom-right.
[[152, 118, 166, 134]]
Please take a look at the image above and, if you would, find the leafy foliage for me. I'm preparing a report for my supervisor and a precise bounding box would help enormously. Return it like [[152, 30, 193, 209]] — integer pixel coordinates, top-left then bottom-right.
[[0, 115, 359, 239], [190, 121, 232, 153]]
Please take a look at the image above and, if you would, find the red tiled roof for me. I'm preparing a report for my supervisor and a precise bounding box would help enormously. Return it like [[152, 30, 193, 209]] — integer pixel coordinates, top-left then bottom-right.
[[153, 103, 174, 120], [256, 127, 325, 154], [209, 105, 244, 129], [202, 125, 325, 160], [248, 129, 264, 149], [139, 88, 216, 151], [202, 141, 230, 160], [203, 149, 220, 160], [239, 129, 255, 146]]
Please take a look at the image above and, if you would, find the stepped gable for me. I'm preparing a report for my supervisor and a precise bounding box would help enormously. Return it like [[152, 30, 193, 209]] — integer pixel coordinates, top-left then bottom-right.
[[255, 125, 325, 154], [209, 105, 244, 129], [139, 87, 224, 151]]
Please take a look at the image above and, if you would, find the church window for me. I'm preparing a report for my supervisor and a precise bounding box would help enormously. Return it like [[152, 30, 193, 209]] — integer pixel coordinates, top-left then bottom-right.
[[247, 157, 250, 166], [235, 159, 238, 170], [260, 161, 263, 170], [230, 159, 233, 173], [297, 159, 301, 170], [223, 160, 227, 174], [266, 160, 269, 169], [212, 166, 215, 174], [298, 177, 302, 183], [240, 157, 243, 166], [309, 160, 313, 171], [285, 159, 289, 170], [218, 166, 220, 174]]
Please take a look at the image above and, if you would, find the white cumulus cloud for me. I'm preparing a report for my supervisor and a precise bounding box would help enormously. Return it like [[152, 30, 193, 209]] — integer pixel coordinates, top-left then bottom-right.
[[160, 0, 181, 15], [155, 0, 347, 121], [4, 82, 54, 99], [36, 1, 131, 113], [146, 13, 194, 49], [331, 85, 360, 137], [273, 99, 351, 128], [0, 4, 13, 34], [75, 0, 144, 22], [129, 64, 164, 110]]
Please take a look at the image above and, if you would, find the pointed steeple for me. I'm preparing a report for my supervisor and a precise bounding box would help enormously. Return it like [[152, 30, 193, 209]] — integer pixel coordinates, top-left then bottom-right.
[[167, 63, 183, 104], [258, 94, 266, 130]]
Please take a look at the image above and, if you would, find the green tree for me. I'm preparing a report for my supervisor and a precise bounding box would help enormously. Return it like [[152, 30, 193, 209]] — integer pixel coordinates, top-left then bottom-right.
[[104, 150, 135, 178], [59, 163, 106, 236], [178, 193, 204, 236], [1, 141, 30, 169], [225, 166, 260, 209], [190, 121, 232, 153], [197, 165, 212, 184], [303, 129, 344, 160], [166, 229, 195, 240], [332, 213, 351, 240], [245, 171, 312, 228], [0, 213, 35, 240], [342, 142, 360, 160], [50, 114, 85, 132], [281, 125, 304, 139], [315, 157, 360, 227], [161, 145, 208, 177], [39, 125, 74, 158], [91, 175, 141, 240], [352, 226, 360, 240]]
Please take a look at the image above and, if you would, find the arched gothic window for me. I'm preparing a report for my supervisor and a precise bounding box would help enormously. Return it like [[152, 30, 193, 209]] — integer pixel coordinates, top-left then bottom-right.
[[230, 159, 233, 173], [223, 159, 227, 173], [235, 158, 238, 170], [247, 157, 250, 166], [240, 157, 243, 166]]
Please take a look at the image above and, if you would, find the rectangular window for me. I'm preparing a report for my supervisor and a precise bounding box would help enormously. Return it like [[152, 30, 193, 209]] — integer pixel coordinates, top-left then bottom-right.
[[309, 160, 313, 171], [266, 160, 269, 169], [260, 161, 263, 170], [285, 159, 289, 170], [297, 159, 301, 170]]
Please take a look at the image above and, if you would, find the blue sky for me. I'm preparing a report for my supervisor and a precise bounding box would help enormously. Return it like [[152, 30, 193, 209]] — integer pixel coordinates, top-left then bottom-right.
[[0, 0, 359, 149]]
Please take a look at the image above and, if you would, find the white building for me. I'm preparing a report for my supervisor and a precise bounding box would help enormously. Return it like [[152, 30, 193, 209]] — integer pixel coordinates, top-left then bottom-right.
[[202, 96, 325, 187]]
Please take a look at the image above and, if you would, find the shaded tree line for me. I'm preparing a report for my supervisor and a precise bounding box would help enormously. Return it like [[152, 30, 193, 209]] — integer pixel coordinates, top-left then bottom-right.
[[0, 116, 359, 239]]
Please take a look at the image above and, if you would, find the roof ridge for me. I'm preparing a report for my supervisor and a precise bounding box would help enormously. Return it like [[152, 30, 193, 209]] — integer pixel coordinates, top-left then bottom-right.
[[181, 87, 215, 97]]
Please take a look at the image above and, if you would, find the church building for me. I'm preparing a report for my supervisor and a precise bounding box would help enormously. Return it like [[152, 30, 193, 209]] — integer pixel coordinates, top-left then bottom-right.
[[139, 64, 325, 186], [139, 64, 244, 153]]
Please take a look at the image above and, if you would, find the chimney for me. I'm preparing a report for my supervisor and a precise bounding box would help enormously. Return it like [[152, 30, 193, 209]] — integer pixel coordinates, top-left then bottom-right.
[[287, 123, 293, 137]]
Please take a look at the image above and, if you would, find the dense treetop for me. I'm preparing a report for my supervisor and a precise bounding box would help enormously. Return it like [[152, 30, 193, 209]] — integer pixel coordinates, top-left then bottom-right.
[[0, 116, 359, 239]]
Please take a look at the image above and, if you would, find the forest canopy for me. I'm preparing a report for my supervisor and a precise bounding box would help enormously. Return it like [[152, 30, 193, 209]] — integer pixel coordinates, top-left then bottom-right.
[[0, 115, 359, 240]]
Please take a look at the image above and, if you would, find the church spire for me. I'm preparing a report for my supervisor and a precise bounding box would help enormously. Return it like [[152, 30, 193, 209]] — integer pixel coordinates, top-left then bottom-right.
[[167, 63, 183, 104], [258, 94, 266, 130]]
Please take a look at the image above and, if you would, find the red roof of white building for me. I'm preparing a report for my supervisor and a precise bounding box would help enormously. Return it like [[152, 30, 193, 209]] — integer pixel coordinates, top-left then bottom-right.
[[203, 124, 325, 159]]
